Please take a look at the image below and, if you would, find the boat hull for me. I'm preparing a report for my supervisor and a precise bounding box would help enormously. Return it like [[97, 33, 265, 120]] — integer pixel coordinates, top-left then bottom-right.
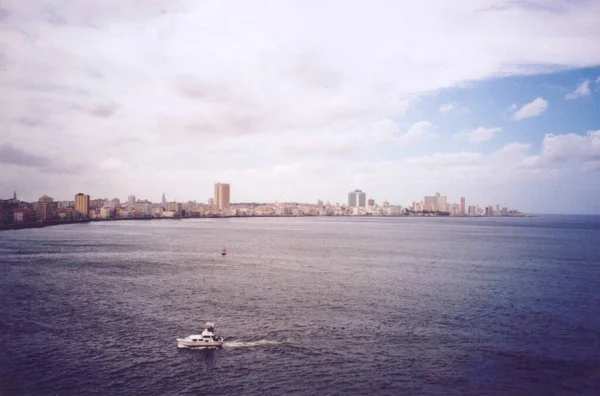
[[177, 339, 224, 348]]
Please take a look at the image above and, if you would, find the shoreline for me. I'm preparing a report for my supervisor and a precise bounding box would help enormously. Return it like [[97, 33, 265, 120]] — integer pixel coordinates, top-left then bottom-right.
[[1, 214, 532, 232]]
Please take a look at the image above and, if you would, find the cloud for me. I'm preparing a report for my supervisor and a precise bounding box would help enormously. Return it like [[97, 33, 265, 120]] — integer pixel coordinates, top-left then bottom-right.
[[564, 80, 591, 100], [513, 97, 548, 120], [542, 130, 600, 163], [439, 103, 454, 113], [98, 157, 124, 170], [454, 127, 502, 143], [89, 104, 120, 118], [398, 121, 436, 144], [596, 76, 600, 84], [0, 0, 599, 210], [0, 144, 76, 174], [0, 144, 49, 168], [17, 116, 44, 127]]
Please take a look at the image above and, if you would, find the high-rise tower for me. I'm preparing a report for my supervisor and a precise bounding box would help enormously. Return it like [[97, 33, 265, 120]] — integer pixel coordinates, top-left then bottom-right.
[[348, 190, 366, 208], [74, 193, 90, 217], [214, 183, 230, 210]]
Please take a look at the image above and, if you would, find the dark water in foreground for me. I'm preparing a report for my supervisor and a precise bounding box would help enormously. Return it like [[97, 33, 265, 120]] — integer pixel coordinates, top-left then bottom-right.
[[1, 216, 599, 395]]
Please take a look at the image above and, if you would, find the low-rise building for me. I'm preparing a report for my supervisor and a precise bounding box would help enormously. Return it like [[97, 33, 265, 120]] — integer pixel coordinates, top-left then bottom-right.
[[13, 211, 24, 223]]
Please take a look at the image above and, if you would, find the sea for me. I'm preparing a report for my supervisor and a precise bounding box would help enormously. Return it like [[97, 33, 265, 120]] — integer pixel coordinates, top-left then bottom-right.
[[1, 216, 599, 395]]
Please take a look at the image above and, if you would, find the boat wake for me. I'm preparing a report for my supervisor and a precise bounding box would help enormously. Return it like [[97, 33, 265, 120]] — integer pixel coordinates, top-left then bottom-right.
[[223, 340, 282, 348]]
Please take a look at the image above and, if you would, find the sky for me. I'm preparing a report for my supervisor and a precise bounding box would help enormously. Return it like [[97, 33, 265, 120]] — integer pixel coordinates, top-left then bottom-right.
[[1, 0, 599, 214]]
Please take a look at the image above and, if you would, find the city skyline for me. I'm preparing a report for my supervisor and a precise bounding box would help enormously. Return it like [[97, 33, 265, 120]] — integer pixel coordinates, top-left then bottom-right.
[[1, 2, 599, 214], [2, 187, 523, 217], [1, 186, 527, 230]]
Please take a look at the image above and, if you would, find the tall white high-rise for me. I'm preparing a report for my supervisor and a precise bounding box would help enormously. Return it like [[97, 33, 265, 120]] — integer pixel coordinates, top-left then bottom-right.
[[128, 195, 135, 208], [162, 193, 167, 208], [348, 190, 366, 208]]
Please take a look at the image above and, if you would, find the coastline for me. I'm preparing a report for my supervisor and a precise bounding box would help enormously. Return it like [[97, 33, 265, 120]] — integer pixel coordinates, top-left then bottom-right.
[[0, 213, 531, 232]]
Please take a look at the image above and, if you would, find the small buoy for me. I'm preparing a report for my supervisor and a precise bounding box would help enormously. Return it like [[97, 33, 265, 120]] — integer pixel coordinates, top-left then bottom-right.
[[221, 247, 227, 256]]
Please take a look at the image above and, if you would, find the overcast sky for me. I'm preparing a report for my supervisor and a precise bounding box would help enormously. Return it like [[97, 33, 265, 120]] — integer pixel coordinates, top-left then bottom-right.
[[1, 0, 599, 213]]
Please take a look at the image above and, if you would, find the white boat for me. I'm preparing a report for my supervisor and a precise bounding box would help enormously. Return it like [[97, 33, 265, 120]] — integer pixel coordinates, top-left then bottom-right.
[[177, 322, 224, 348]]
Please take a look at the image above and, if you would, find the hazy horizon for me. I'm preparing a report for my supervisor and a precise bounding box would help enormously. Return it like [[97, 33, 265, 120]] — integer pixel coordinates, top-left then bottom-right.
[[1, 1, 599, 214]]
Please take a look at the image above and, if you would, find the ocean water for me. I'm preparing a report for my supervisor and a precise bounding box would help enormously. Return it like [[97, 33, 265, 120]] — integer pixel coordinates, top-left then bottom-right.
[[1, 216, 599, 395]]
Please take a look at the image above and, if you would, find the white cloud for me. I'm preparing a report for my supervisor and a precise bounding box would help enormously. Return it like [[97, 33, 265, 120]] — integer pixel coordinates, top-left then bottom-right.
[[439, 103, 454, 113], [397, 121, 436, 144], [596, 76, 600, 84], [99, 157, 124, 170], [454, 127, 502, 143], [542, 130, 600, 162], [513, 97, 549, 120], [1, 0, 600, 211], [565, 80, 591, 100]]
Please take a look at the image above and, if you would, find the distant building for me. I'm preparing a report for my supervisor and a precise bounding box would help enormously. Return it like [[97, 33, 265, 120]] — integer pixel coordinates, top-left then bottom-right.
[[90, 198, 105, 209], [133, 200, 152, 216], [100, 206, 112, 219], [36, 195, 56, 221], [162, 193, 167, 209], [74, 193, 90, 217], [13, 211, 24, 223], [368, 198, 375, 207], [460, 197, 465, 215], [208, 198, 214, 207], [449, 203, 460, 216], [166, 201, 179, 212], [468, 206, 476, 216], [348, 189, 366, 208], [423, 192, 447, 212], [128, 195, 135, 208], [412, 201, 423, 212], [214, 183, 230, 210]]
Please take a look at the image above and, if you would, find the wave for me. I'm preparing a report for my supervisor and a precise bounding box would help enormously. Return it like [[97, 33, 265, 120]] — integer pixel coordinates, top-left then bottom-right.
[[224, 340, 282, 348]]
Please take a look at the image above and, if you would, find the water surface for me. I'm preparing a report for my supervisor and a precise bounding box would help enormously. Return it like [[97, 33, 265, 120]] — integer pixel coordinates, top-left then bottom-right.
[[1, 216, 599, 395]]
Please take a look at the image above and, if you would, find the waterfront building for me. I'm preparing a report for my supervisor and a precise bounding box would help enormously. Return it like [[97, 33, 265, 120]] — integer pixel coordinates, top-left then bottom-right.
[[133, 200, 152, 216], [74, 193, 90, 217], [162, 193, 167, 209], [460, 197, 465, 215], [449, 203, 460, 216], [468, 205, 476, 216], [36, 195, 56, 221], [13, 211, 24, 223], [128, 195, 135, 208], [368, 198, 375, 207], [423, 192, 447, 212], [100, 206, 112, 219], [348, 190, 366, 208], [214, 183, 231, 210], [90, 198, 105, 209]]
